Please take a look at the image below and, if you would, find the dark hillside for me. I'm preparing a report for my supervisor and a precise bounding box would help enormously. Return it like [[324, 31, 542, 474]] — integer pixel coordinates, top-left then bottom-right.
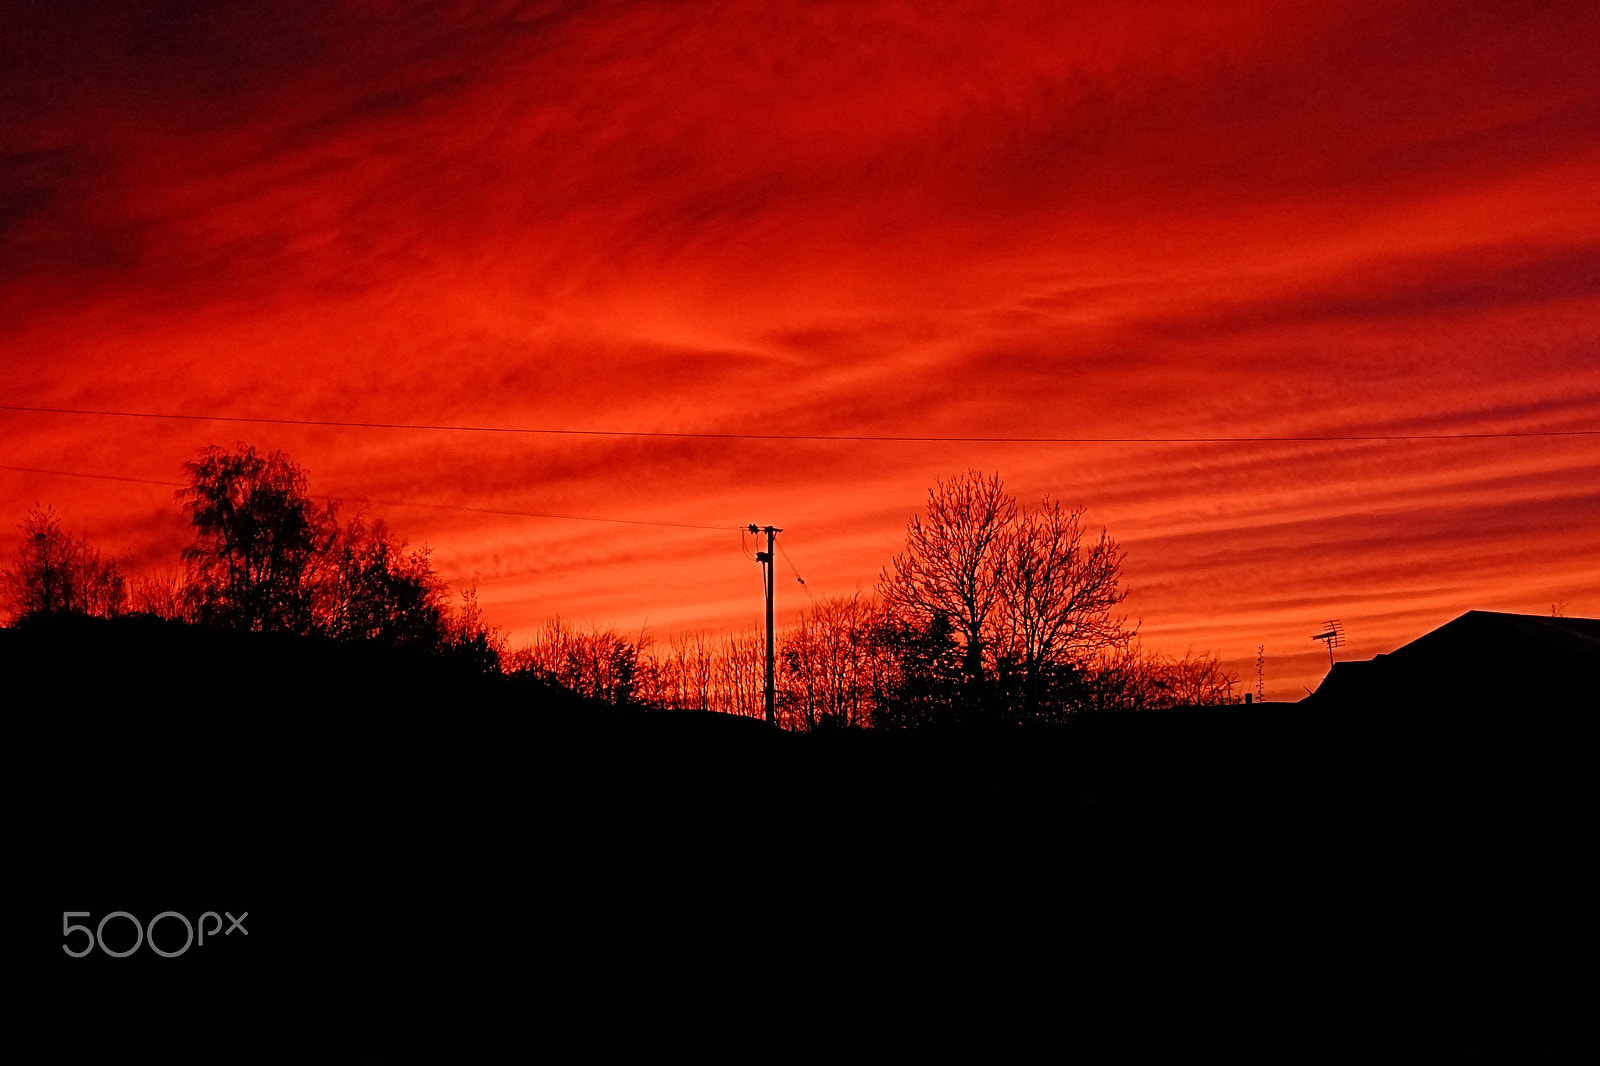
[[16, 614, 1583, 1054]]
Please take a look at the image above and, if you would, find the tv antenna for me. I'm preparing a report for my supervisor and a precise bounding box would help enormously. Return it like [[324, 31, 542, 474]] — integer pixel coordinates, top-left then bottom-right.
[[1310, 620, 1345, 668]]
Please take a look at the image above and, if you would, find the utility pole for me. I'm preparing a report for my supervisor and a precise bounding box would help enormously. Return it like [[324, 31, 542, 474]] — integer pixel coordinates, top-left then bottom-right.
[[749, 524, 781, 725]]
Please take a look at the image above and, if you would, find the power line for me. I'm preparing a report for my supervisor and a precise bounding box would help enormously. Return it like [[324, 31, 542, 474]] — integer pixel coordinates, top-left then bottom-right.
[[0, 464, 184, 489], [3, 404, 1595, 443], [776, 537, 816, 607], [0, 464, 740, 532]]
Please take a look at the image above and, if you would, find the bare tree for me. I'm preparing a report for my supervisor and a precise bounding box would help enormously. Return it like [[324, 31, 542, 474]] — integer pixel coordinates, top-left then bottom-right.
[[880, 471, 1015, 691], [3, 505, 125, 621], [316, 515, 448, 648], [879, 472, 1134, 722], [997, 499, 1129, 716], [1084, 641, 1236, 710], [780, 593, 878, 730], [129, 569, 192, 621], [718, 629, 766, 719], [439, 585, 506, 675], [510, 616, 642, 703], [650, 630, 718, 711]]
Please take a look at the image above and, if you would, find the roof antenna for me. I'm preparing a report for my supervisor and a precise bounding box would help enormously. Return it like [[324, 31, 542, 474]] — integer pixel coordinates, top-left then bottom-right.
[[1311, 620, 1345, 668]]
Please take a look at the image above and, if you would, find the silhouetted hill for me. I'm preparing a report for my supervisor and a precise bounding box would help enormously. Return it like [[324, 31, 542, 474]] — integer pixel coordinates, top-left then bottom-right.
[[16, 613, 1585, 1055]]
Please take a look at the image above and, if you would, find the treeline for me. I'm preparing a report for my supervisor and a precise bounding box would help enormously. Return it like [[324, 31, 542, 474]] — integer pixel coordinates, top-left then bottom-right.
[[510, 470, 1237, 725], [5, 453, 1238, 725], [508, 602, 1237, 729], [3, 445, 503, 671]]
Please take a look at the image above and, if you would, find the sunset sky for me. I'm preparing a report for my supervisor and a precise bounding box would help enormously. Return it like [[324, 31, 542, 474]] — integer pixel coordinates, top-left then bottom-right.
[[3, 0, 1596, 698]]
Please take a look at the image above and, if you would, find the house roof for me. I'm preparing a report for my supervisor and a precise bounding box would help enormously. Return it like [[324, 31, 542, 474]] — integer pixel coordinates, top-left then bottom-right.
[[1308, 610, 1598, 710], [1397, 611, 1600, 658]]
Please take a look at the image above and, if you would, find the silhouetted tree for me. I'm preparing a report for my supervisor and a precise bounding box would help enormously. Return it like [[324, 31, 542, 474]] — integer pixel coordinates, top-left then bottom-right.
[[509, 615, 647, 703], [3, 505, 126, 622], [719, 629, 767, 718], [440, 585, 506, 675], [879, 471, 1132, 722], [653, 630, 718, 711], [317, 515, 448, 648], [779, 593, 880, 731], [1082, 641, 1237, 710], [996, 498, 1129, 718], [1151, 649, 1235, 708], [128, 569, 192, 621], [871, 610, 965, 728], [881, 471, 1015, 708], [179, 444, 335, 633]]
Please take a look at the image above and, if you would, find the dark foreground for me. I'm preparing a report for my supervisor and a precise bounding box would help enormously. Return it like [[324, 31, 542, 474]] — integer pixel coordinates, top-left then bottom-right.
[[13, 615, 1585, 1056]]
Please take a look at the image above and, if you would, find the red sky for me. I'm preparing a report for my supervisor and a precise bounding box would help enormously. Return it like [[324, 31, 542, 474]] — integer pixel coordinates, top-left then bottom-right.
[[3, 0, 1597, 698]]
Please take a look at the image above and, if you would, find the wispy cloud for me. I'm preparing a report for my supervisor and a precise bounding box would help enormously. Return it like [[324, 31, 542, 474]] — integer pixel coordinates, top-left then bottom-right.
[[4, 0, 1598, 696]]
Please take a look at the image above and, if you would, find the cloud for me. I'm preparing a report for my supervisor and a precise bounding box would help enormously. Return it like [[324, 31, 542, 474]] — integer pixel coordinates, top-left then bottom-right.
[[2, 0, 1598, 699]]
